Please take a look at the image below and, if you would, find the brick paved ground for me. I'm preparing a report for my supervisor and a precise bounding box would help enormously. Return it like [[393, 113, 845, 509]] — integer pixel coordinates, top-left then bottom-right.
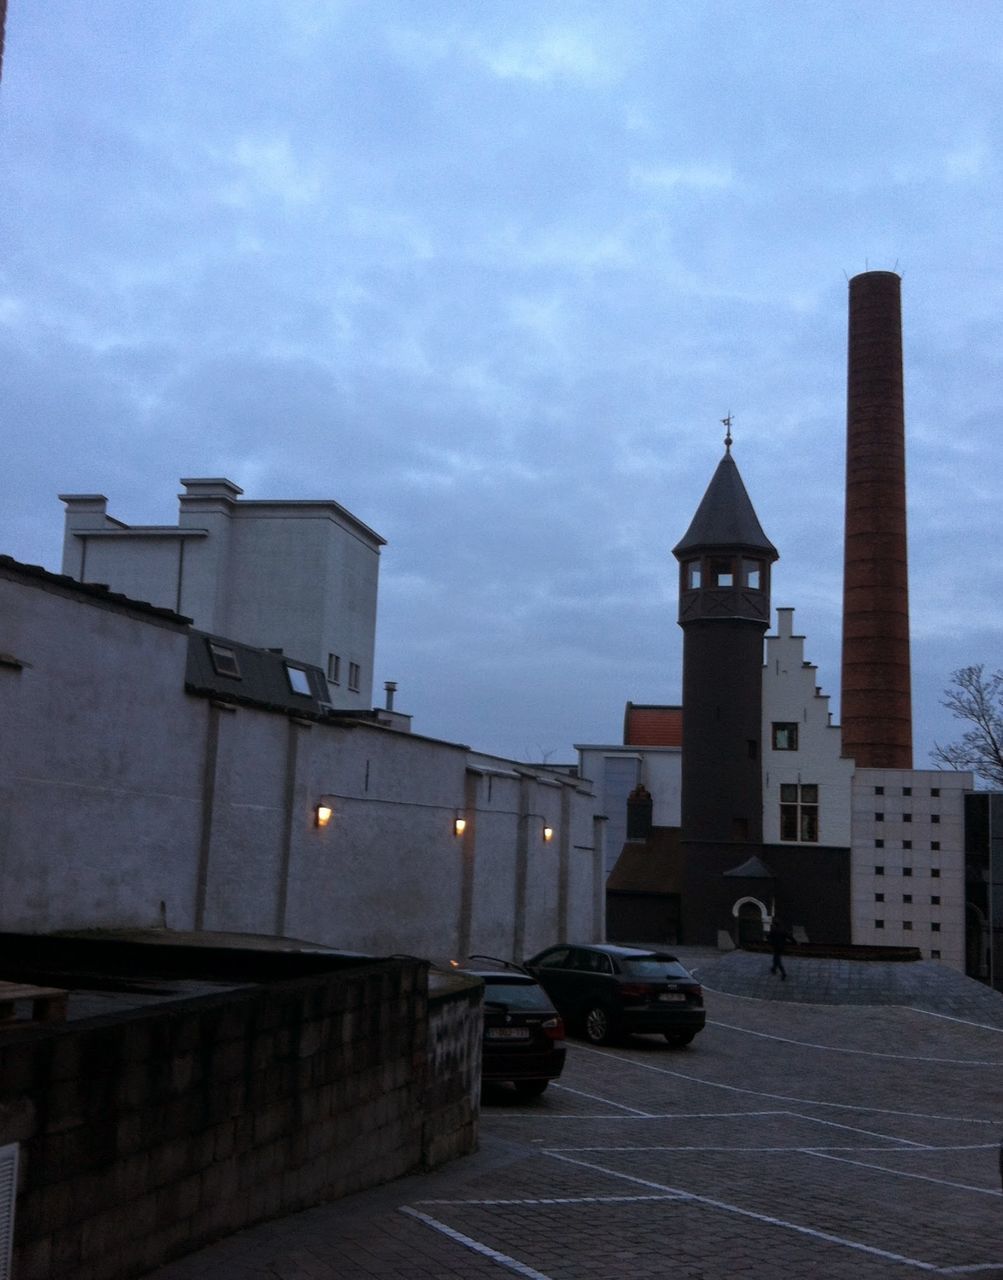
[[146, 953, 1003, 1279]]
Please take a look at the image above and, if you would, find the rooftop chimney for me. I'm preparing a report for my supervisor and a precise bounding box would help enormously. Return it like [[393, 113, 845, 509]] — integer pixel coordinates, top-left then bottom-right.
[[384, 680, 397, 712], [840, 270, 912, 767]]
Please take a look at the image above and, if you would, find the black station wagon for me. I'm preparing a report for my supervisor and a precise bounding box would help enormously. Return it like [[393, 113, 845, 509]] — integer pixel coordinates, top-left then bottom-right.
[[524, 943, 706, 1047], [458, 959, 567, 1096]]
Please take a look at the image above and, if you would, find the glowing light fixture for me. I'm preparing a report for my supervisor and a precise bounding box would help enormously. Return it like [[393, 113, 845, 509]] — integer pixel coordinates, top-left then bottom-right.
[[315, 803, 333, 828], [543, 825, 554, 843], [454, 816, 467, 837]]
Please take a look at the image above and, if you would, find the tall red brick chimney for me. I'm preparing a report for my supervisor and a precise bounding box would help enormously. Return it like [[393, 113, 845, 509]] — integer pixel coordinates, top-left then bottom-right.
[[840, 269, 912, 767]]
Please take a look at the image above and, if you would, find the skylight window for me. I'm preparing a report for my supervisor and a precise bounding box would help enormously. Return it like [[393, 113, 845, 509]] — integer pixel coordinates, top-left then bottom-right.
[[208, 641, 241, 679], [285, 665, 312, 696]]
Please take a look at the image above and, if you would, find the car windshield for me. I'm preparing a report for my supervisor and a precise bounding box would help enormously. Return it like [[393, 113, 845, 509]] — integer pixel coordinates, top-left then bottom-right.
[[617, 957, 691, 979], [483, 980, 554, 1010]]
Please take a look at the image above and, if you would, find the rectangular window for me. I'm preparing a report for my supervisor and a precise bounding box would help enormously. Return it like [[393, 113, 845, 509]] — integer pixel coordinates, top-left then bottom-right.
[[903, 894, 912, 904], [902, 840, 912, 850], [903, 921, 913, 931], [208, 640, 241, 679], [931, 950, 941, 959], [931, 923, 940, 933], [903, 867, 913, 877], [285, 664, 312, 696], [931, 788, 940, 797], [903, 813, 912, 823], [931, 841, 940, 851], [875, 812, 884, 822], [931, 814, 940, 824], [710, 557, 733, 587], [874, 786, 884, 796], [875, 865, 885, 875], [875, 920, 885, 929], [348, 662, 361, 692], [931, 868, 941, 878], [875, 839, 885, 848], [931, 896, 940, 905], [685, 560, 702, 589], [742, 559, 762, 589], [772, 723, 799, 751], [875, 893, 884, 902], [780, 782, 817, 841], [903, 787, 912, 797], [327, 653, 341, 684]]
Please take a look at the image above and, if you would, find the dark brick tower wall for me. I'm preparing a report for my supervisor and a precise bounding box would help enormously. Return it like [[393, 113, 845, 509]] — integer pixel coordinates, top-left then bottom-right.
[[680, 617, 768, 843], [841, 270, 913, 767]]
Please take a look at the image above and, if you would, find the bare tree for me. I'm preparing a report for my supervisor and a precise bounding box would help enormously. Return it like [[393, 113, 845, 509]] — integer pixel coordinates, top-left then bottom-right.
[[930, 665, 1003, 788]]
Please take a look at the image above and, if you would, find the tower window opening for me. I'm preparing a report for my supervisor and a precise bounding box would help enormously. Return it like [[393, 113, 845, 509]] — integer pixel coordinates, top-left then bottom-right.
[[742, 559, 762, 589], [710, 557, 733, 587], [685, 560, 702, 589]]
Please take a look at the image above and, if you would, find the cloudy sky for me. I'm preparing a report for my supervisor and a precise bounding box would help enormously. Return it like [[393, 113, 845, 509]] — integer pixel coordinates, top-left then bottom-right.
[[2, 2, 1001, 765]]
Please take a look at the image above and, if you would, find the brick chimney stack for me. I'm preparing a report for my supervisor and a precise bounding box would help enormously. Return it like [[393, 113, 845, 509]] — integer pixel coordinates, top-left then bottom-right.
[[840, 270, 912, 767]]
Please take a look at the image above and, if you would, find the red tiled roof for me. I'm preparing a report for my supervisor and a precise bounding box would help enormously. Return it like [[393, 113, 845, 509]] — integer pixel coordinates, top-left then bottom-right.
[[623, 703, 683, 747]]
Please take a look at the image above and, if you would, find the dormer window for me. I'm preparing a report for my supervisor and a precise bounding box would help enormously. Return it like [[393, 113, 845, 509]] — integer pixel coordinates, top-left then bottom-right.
[[742, 559, 762, 589], [208, 641, 241, 679], [710, 557, 733, 587]]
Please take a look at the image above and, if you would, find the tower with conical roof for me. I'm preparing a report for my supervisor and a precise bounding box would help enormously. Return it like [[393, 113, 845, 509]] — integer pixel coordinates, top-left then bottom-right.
[[673, 429, 778, 852]]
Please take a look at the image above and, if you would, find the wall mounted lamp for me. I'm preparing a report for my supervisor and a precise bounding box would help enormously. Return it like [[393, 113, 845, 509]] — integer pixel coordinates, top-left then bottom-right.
[[454, 815, 467, 837], [315, 803, 334, 828], [542, 825, 554, 843]]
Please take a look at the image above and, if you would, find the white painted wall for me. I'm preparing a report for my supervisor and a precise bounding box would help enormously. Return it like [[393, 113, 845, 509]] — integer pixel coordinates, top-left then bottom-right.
[[60, 479, 382, 711], [762, 607, 854, 847], [0, 563, 601, 957]]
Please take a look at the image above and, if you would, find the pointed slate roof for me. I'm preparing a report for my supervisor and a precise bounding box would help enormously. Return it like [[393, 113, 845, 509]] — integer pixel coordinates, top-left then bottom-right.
[[722, 854, 775, 879], [672, 450, 777, 560]]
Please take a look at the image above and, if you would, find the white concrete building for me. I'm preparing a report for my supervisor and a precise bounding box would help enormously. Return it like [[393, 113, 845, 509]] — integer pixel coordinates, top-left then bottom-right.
[[850, 768, 970, 971], [0, 555, 604, 957], [60, 478, 383, 711], [762, 607, 854, 849]]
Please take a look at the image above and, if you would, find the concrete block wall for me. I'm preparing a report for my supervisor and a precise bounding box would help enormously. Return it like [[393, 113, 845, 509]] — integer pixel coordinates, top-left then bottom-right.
[[1, 957, 478, 1280]]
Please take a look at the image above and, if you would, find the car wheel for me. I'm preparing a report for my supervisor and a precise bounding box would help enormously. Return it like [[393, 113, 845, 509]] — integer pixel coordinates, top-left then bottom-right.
[[583, 1004, 619, 1045], [514, 1079, 549, 1098], [663, 1031, 695, 1047]]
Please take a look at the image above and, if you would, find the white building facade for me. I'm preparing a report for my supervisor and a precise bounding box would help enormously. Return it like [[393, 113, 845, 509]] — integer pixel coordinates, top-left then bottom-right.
[[60, 478, 383, 711]]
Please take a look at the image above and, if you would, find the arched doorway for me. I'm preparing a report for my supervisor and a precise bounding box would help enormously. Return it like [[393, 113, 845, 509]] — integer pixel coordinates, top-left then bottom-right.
[[732, 896, 768, 946]]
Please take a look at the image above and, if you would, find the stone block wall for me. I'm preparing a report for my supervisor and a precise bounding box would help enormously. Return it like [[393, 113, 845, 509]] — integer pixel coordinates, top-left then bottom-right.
[[0, 955, 480, 1280]]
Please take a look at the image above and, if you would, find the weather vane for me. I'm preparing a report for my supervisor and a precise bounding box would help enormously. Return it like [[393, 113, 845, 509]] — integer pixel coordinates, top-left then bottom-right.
[[721, 414, 733, 453]]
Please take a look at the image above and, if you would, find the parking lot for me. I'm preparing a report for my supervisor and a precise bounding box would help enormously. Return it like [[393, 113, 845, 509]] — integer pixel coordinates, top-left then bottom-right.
[[151, 964, 1003, 1280]]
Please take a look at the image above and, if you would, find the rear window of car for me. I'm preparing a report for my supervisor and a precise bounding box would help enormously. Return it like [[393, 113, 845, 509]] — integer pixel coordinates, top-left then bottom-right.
[[482, 980, 554, 1010], [617, 957, 691, 979]]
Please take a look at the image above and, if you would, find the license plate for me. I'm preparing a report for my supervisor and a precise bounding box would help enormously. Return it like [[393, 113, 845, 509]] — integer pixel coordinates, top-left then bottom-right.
[[658, 993, 686, 1002], [486, 1027, 531, 1039]]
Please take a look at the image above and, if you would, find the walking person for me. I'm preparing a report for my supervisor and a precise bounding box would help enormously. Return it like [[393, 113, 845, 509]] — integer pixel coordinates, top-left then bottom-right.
[[767, 918, 794, 980]]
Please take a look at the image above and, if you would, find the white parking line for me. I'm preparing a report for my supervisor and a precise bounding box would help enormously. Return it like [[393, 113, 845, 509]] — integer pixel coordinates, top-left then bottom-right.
[[806, 1149, 1003, 1197], [543, 1151, 996, 1273], [550, 1082, 652, 1115], [572, 1044, 999, 1124], [399, 1206, 556, 1280], [708, 1019, 1003, 1065]]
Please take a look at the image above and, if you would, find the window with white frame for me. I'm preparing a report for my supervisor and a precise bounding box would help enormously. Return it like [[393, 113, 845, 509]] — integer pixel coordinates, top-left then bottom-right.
[[780, 783, 818, 842]]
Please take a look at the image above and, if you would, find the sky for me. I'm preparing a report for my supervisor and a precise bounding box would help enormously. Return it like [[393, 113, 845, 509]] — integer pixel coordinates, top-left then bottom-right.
[[2, 1, 1001, 765]]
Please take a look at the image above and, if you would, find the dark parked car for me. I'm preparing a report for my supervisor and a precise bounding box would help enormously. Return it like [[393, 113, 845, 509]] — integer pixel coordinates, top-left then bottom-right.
[[524, 943, 706, 1047], [458, 959, 567, 1096]]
